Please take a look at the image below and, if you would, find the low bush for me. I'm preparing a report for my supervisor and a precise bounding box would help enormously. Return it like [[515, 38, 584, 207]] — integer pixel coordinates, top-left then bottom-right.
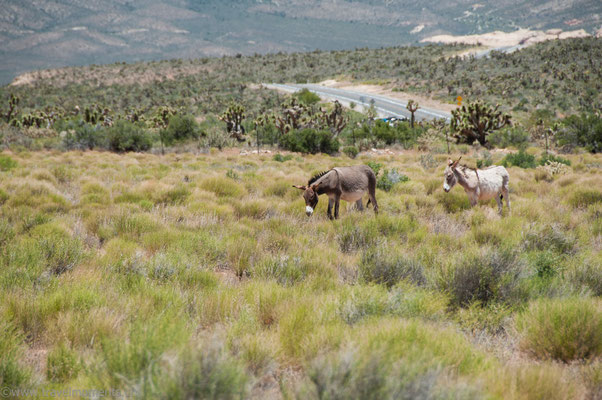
[[342, 145, 359, 158], [273, 153, 293, 162], [62, 119, 105, 150], [488, 126, 530, 149], [556, 112, 602, 153], [162, 114, 200, 145], [106, 120, 153, 152], [280, 128, 339, 154], [501, 150, 537, 169], [515, 297, 602, 362], [567, 189, 602, 208], [538, 153, 571, 166], [438, 248, 523, 307], [377, 168, 409, 192], [164, 340, 248, 399], [359, 247, 426, 288]]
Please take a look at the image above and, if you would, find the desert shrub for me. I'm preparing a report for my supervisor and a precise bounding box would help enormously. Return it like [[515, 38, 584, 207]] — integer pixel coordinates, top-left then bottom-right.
[[488, 126, 529, 149], [419, 153, 437, 170], [62, 119, 105, 150], [521, 224, 575, 254], [366, 161, 383, 176], [201, 176, 246, 198], [106, 120, 153, 152], [438, 248, 523, 307], [272, 153, 293, 162], [47, 343, 80, 382], [360, 247, 426, 288], [567, 189, 602, 208], [377, 168, 409, 192], [295, 88, 320, 106], [280, 128, 339, 154], [0, 154, 18, 171], [569, 261, 602, 296], [538, 153, 571, 166], [163, 340, 248, 400], [515, 297, 602, 362], [556, 112, 602, 153], [435, 190, 470, 213], [163, 114, 200, 144], [342, 145, 359, 158], [32, 225, 85, 275], [501, 150, 536, 168]]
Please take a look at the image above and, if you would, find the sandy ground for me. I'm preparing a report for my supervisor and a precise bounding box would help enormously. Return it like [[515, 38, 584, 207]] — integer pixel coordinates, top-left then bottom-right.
[[421, 28, 590, 55], [320, 80, 457, 112]]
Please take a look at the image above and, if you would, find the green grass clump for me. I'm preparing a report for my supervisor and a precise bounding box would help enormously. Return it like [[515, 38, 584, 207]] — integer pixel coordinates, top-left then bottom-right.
[[515, 297, 602, 362], [201, 176, 246, 197], [0, 321, 31, 390], [0, 155, 17, 171], [164, 340, 249, 399], [359, 247, 425, 288], [273, 153, 293, 162], [47, 343, 81, 382], [502, 150, 537, 169], [567, 189, 602, 208]]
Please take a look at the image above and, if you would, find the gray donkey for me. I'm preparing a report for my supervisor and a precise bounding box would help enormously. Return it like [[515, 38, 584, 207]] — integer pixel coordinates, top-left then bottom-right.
[[293, 165, 378, 219]]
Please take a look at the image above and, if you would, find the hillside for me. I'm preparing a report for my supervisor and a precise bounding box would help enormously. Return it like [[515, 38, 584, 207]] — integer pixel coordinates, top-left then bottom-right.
[[1, 0, 600, 84], [2, 37, 600, 121]]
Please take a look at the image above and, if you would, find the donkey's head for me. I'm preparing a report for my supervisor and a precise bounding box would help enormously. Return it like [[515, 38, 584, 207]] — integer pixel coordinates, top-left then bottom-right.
[[443, 157, 461, 192], [293, 182, 322, 216]]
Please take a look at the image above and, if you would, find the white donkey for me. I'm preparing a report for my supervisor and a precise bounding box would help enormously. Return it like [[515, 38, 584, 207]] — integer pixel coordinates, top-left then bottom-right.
[[443, 157, 510, 215]]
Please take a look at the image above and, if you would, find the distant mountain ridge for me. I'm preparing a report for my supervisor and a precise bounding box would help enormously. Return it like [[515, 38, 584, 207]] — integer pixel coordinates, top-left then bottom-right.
[[1, 0, 600, 85]]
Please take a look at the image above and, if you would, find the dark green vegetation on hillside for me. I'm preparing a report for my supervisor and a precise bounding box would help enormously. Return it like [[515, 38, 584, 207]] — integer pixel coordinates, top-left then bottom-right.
[[2, 38, 600, 119]]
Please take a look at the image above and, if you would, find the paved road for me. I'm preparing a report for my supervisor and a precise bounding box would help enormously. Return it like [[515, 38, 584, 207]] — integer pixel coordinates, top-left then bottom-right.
[[264, 83, 451, 122]]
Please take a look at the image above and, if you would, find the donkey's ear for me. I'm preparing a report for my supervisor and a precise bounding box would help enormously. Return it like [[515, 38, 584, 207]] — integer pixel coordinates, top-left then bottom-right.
[[451, 156, 462, 168], [292, 185, 306, 190], [447, 159, 454, 166], [311, 181, 322, 190]]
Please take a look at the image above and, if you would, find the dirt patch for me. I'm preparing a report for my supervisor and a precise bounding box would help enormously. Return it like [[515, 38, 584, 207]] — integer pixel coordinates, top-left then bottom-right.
[[422, 28, 590, 54]]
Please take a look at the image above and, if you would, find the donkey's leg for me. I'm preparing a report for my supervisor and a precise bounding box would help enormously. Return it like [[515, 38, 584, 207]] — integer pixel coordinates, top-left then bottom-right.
[[502, 175, 510, 213], [355, 199, 364, 212], [327, 198, 334, 220], [503, 188, 510, 213], [368, 178, 378, 215], [496, 194, 503, 215], [334, 195, 341, 219]]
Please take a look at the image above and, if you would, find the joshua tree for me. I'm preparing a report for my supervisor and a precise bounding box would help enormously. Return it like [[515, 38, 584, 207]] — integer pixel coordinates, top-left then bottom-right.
[[451, 100, 511, 147], [406, 100, 419, 128], [153, 106, 177, 154], [253, 114, 269, 151], [319, 100, 347, 137], [3, 94, 20, 123], [220, 102, 246, 142], [271, 98, 315, 136]]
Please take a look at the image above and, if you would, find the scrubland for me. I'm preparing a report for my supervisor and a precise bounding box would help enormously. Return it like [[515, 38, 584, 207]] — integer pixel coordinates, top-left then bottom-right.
[[0, 147, 601, 399]]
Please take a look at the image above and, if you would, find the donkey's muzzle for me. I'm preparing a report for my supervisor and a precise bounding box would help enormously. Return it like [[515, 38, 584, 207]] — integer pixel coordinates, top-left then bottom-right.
[[305, 206, 314, 217]]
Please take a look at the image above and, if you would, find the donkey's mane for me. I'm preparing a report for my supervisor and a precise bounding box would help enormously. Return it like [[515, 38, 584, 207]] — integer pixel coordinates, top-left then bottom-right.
[[308, 170, 331, 185]]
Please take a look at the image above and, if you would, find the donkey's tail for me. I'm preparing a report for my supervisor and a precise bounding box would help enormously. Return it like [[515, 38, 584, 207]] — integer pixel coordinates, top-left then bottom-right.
[[367, 198, 372, 208]]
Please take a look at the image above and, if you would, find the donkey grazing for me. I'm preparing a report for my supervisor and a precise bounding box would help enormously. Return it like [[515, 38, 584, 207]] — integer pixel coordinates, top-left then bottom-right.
[[293, 165, 378, 219], [443, 157, 510, 215]]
